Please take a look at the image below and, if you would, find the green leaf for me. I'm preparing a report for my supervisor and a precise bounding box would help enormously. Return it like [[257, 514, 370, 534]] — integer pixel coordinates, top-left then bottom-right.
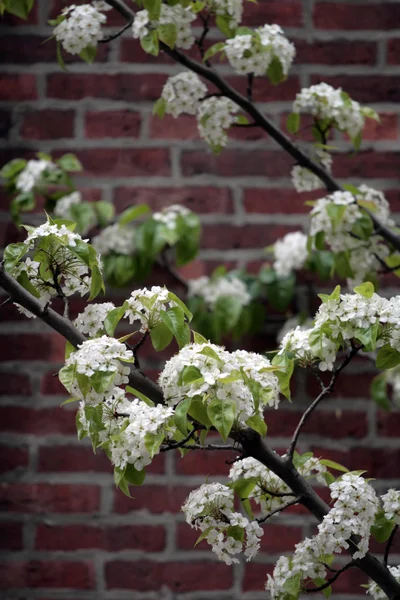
[[286, 112, 300, 134], [94, 201, 114, 227], [157, 23, 177, 49], [283, 573, 301, 599], [354, 281, 375, 298], [56, 40, 67, 71], [227, 524, 244, 542], [266, 274, 295, 313], [318, 284, 341, 304], [150, 321, 174, 351], [125, 463, 146, 485], [141, 30, 159, 56], [361, 106, 380, 122], [61, 397, 78, 406], [371, 508, 395, 543], [246, 414, 267, 437], [174, 397, 192, 435], [143, 0, 161, 19], [352, 213, 373, 241], [370, 374, 391, 411], [126, 386, 154, 407], [153, 97, 166, 118], [333, 252, 354, 279], [58, 153, 82, 172], [236, 115, 249, 125], [376, 345, 400, 370], [231, 477, 257, 519], [4, 0, 33, 19], [320, 459, 349, 473], [326, 203, 347, 230], [354, 322, 379, 352], [90, 370, 116, 394], [214, 295, 243, 332], [181, 365, 203, 386], [188, 398, 212, 428], [197, 346, 223, 363], [271, 352, 294, 400], [207, 398, 236, 441], [167, 292, 192, 322], [119, 203, 150, 225], [343, 183, 361, 196], [216, 14, 235, 37], [104, 304, 126, 337], [313, 578, 332, 599], [266, 55, 284, 85], [58, 363, 76, 394], [65, 340, 75, 360], [0, 158, 27, 179], [351, 131, 362, 151], [193, 330, 208, 344], [203, 41, 225, 62], [88, 264, 104, 301], [194, 527, 212, 547], [160, 306, 190, 348], [10, 191, 35, 224], [144, 431, 164, 458]]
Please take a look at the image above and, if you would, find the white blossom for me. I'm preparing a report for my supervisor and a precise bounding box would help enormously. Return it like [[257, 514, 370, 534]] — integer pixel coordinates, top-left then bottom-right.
[[161, 72, 207, 118], [131, 9, 150, 38], [91, 0, 112, 10], [367, 566, 400, 600], [152, 204, 191, 230], [225, 24, 295, 77], [24, 220, 83, 249], [91, 223, 135, 256], [54, 191, 82, 218], [124, 286, 177, 332], [273, 231, 309, 278], [74, 302, 115, 337], [291, 150, 333, 193], [16, 159, 57, 193], [54, 4, 106, 55], [159, 343, 280, 422], [277, 315, 313, 344], [132, 4, 196, 49], [197, 97, 239, 150], [293, 83, 365, 139], [381, 489, 400, 524], [188, 274, 251, 309], [205, 0, 243, 28]]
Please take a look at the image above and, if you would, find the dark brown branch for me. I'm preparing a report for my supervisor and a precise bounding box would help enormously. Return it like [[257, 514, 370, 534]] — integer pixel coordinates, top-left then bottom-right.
[[100, 20, 133, 43], [256, 496, 301, 523], [161, 442, 237, 452], [306, 561, 356, 593], [287, 344, 360, 461], [384, 525, 399, 567]]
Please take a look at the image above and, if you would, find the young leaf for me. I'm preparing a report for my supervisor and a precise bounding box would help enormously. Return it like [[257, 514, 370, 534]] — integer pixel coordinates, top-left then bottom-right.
[[203, 41, 225, 62], [376, 345, 400, 370], [246, 414, 267, 437], [150, 321, 174, 351], [57, 153, 82, 172], [371, 508, 395, 543], [104, 305, 126, 337], [174, 397, 192, 435], [160, 306, 191, 348], [286, 112, 300, 134], [192, 330, 208, 344], [206, 398, 236, 441], [157, 23, 177, 49], [144, 432, 164, 458], [188, 398, 212, 428], [153, 97, 166, 118], [125, 463, 146, 485], [126, 386, 154, 407], [320, 459, 349, 473], [118, 203, 150, 226], [354, 281, 374, 298], [370, 374, 391, 411]]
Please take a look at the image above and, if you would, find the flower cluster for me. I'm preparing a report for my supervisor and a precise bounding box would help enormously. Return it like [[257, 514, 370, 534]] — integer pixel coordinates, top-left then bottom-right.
[[132, 4, 196, 49], [182, 483, 263, 564], [92, 0, 112, 10], [188, 274, 251, 309], [381, 489, 400, 524], [310, 188, 392, 286], [16, 159, 57, 193], [124, 286, 177, 332], [206, 0, 243, 28], [197, 97, 239, 150], [152, 204, 191, 230], [161, 72, 207, 118], [92, 223, 135, 256], [291, 149, 333, 193], [54, 191, 82, 219], [74, 302, 115, 337], [54, 4, 106, 55], [62, 335, 133, 406], [24, 221, 82, 248], [159, 342, 280, 422], [273, 231, 309, 278], [293, 83, 365, 139], [224, 24, 295, 77], [367, 566, 400, 600], [266, 474, 379, 599], [276, 315, 313, 344]]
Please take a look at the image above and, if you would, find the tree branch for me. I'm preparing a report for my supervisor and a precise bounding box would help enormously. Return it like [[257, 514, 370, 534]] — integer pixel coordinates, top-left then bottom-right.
[[257, 496, 301, 524], [305, 561, 356, 593], [384, 525, 399, 567], [287, 344, 360, 461]]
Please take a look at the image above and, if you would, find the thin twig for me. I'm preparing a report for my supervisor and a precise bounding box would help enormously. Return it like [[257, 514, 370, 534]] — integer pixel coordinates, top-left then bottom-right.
[[160, 428, 197, 451], [195, 14, 210, 64], [256, 496, 301, 524], [100, 20, 133, 43], [287, 344, 360, 461], [384, 525, 399, 567], [247, 73, 254, 101], [161, 442, 238, 452], [305, 561, 356, 593], [0, 296, 12, 308]]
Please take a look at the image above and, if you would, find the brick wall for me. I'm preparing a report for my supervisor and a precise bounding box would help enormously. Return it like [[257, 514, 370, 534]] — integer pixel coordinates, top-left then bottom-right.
[[1, 0, 400, 597]]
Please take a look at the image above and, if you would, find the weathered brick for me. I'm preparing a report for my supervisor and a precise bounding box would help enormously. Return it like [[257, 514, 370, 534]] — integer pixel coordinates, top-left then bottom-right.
[[105, 559, 233, 591], [47, 73, 166, 101], [307, 372, 373, 399], [0, 372, 31, 395], [377, 411, 400, 437], [114, 485, 193, 514], [20, 109, 75, 139], [266, 410, 368, 439], [243, 563, 274, 591], [243, 188, 317, 214], [312, 446, 400, 479], [0, 445, 29, 474], [0, 334, 65, 362], [181, 150, 293, 178], [311, 74, 400, 103], [0, 522, 23, 550], [0, 406, 76, 435], [85, 110, 141, 139], [0, 560, 94, 589], [388, 39, 400, 64], [334, 151, 400, 179], [35, 524, 166, 552], [296, 39, 377, 65], [0, 74, 37, 100], [114, 186, 233, 214], [202, 224, 299, 250], [0, 483, 100, 513], [313, 3, 400, 30], [0, 109, 11, 139], [175, 447, 237, 475], [242, 0, 302, 26]]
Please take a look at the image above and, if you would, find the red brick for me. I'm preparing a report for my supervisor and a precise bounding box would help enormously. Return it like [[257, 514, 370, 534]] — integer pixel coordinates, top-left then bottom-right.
[[47, 73, 166, 101], [40, 371, 69, 395], [175, 447, 238, 475], [311, 74, 400, 103], [85, 110, 141, 139], [181, 150, 293, 178], [0, 522, 23, 550], [0, 35, 108, 63], [229, 75, 300, 103], [20, 110, 75, 139], [0, 445, 29, 473], [0, 406, 76, 435], [202, 224, 298, 250], [243, 563, 274, 591], [243, 188, 321, 214], [334, 151, 400, 179], [0, 109, 11, 138], [0, 483, 100, 513], [55, 149, 170, 178], [312, 446, 400, 479], [120, 38, 171, 64], [331, 566, 368, 593], [388, 39, 400, 64], [266, 410, 368, 439], [385, 190, 400, 212], [314, 3, 400, 30], [114, 186, 233, 214], [377, 411, 400, 437], [35, 524, 165, 552], [242, 0, 302, 26], [0, 74, 36, 100], [0, 334, 65, 362], [150, 114, 200, 140], [363, 112, 398, 140], [114, 485, 193, 514], [0, 560, 94, 589], [105, 559, 233, 591], [307, 372, 373, 399], [295, 39, 377, 65], [0, 373, 31, 395]]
